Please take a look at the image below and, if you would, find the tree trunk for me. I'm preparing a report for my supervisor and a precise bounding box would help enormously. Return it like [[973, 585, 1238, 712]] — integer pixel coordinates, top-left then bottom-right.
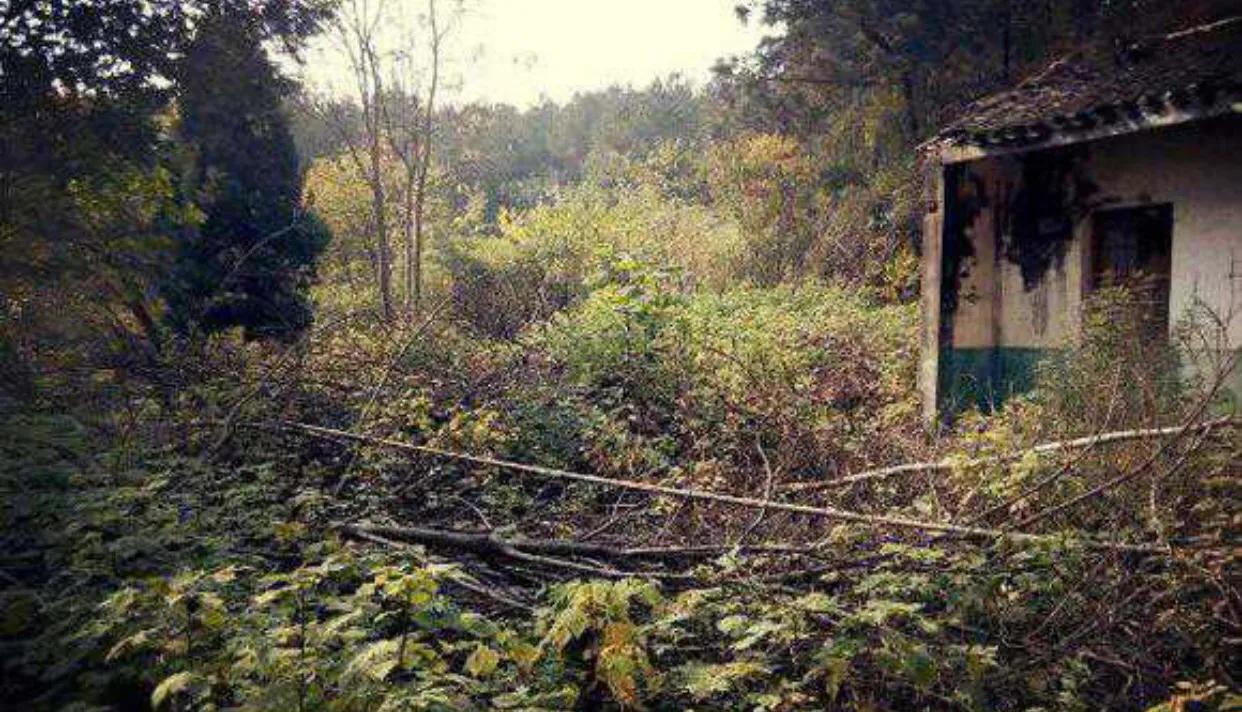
[[366, 53, 394, 321], [410, 0, 441, 318], [403, 170, 415, 317], [370, 138, 393, 321]]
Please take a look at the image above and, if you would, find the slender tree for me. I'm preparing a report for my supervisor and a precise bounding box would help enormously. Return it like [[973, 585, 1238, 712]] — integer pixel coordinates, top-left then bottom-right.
[[330, 0, 398, 320], [385, 0, 455, 317]]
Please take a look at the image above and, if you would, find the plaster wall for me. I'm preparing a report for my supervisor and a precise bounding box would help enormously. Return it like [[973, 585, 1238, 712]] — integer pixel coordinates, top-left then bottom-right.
[[947, 159, 1087, 350], [938, 114, 1242, 410], [1082, 115, 1242, 347], [950, 116, 1242, 348]]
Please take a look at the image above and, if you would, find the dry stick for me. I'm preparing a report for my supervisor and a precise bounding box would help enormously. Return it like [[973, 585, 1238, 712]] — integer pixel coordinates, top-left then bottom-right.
[[622, 542, 832, 558], [337, 523, 694, 582], [577, 492, 639, 541], [346, 527, 535, 612], [344, 522, 825, 562], [964, 372, 1127, 524], [1145, 420, 1221, 545], [263, 421, 1165, 554], [207, 309, 371, 459], [1013, 353, 1239, 532], [964, 417, 1117, 526], [735, 439, 778, 547], [1014, 411, 1233, 530], [784, 417, 1242, 494]]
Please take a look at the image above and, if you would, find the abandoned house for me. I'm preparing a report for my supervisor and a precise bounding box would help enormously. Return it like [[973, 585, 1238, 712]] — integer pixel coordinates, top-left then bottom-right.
[[919, 17, 1242, 422]]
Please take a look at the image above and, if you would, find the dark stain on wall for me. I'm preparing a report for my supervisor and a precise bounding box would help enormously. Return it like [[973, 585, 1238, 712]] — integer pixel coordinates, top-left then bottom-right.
[[1002, 146, 1100, 290], [939, 162, 986, 345], [936, 146, 1108, 416]]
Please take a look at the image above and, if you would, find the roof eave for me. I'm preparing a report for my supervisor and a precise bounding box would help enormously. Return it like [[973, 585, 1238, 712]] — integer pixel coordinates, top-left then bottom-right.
[[936, 96, 1242, 165]]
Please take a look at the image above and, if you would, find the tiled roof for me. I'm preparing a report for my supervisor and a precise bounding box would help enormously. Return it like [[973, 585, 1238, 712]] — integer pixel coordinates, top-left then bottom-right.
[[936, 17, 1242, 152]]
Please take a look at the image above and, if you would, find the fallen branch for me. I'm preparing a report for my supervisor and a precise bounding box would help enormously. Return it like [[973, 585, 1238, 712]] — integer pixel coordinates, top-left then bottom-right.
[[336, 523, 696, 581], [342, 523, 826, 562], [263, 421, 1165, 554], [345, 527, 535, 612], [784, 418, 1241, 494], [1015, 361, 1238, 530], [1015, 413, 1222, 529]]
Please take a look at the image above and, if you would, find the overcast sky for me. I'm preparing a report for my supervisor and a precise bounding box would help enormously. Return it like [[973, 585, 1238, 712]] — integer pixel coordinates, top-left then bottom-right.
[[295, 0, 768, 108]]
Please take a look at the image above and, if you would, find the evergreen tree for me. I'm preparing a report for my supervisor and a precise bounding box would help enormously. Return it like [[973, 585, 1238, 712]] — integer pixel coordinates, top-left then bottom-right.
[[168, 9, 329, 339]]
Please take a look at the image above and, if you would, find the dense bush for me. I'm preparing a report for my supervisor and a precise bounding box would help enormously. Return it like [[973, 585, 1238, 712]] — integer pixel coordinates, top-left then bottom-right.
[[441, 183, 743, 338], [531, 274, 921, 482]]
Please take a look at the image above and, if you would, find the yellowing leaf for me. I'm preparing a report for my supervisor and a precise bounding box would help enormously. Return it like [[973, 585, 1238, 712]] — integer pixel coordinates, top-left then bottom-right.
[[105, 628, 155, 663], [345, 639, 401, 681], [507, 641, 541, 675], [151, 671, 196, 709], [211, 566, 238, 584], [678, 661, 768, 701], [465, 644, 501, 678]]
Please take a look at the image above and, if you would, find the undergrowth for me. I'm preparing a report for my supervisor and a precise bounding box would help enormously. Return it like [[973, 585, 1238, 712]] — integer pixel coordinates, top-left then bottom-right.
[[1, 285, 1238, 711]]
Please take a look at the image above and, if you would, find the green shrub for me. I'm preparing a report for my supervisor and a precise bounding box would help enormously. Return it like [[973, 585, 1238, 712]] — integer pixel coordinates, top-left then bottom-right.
[[441, 183, 743, 338], [530, 278, 920, 485]]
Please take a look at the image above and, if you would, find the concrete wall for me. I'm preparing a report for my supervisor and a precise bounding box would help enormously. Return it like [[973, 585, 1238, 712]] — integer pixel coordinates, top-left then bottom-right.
[[946, 158, 1088, 351], [1083, 115, 1242, 346], [936, 114, 1242, 413]]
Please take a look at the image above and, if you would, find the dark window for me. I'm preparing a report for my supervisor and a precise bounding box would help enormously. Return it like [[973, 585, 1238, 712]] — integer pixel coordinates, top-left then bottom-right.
[[1091, 204, 1173, 334]]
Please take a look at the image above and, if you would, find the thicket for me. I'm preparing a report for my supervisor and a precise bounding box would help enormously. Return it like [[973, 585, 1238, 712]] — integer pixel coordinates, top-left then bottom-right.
[[4, 277, 1238, 709]]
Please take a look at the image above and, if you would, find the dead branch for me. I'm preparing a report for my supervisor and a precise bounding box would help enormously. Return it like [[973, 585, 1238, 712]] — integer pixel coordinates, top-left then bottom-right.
[[343, 523, 827, 562], [735, 438, 778, 546], [1015, 360, 1238, 530], [784, 417, 1241, 494], [1014, 413, 1226, 529], [336, 523, 697, 581], [345, 527, 535, 612], [264, 421, 1166, 554]]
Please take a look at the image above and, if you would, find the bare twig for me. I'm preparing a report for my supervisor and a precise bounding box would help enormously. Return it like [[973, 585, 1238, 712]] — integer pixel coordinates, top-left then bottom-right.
[[735, 439, 777, 546], [785, 418, 1241, 494], [333, 295, 451, 495], [1014, 361, 1238, 530]]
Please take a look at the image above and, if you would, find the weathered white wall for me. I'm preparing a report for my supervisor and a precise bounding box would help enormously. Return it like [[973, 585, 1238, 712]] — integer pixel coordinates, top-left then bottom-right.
[[1083, 115, 1242, 347], [948, 114, 1242, 351], [948, 158, 1086, 350]]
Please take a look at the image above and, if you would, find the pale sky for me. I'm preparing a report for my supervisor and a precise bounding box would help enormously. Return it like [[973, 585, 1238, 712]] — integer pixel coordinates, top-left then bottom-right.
[[296, 0, 768, 108]]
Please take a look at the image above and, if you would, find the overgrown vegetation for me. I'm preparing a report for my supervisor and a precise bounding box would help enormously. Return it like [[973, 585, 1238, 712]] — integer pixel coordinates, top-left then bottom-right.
[[2, 1, 1239, 710]]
